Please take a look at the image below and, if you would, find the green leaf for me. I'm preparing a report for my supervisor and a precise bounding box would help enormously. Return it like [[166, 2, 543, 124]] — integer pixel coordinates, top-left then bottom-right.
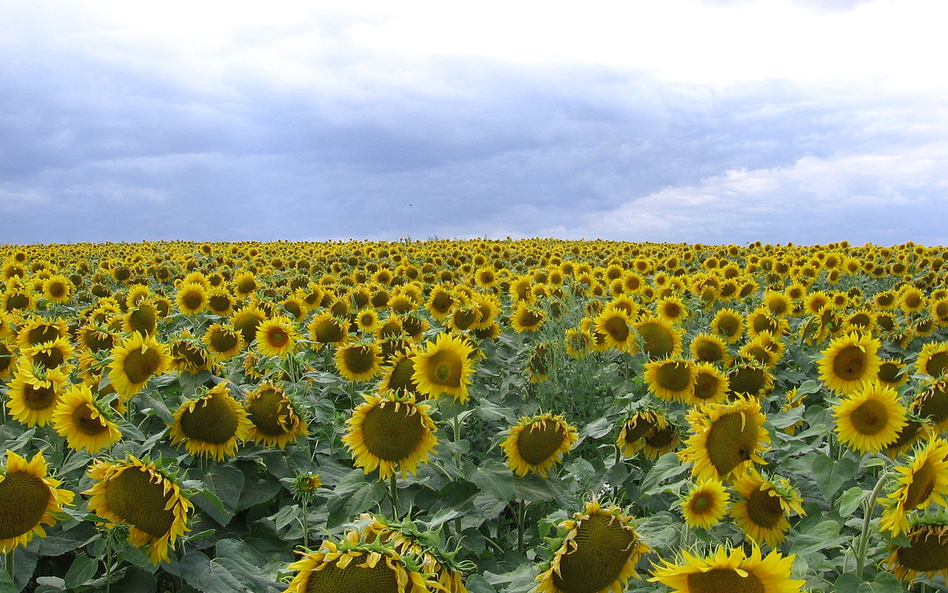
[[64, 554, 98, 589], [465, 574, 498, 593], [471, 461, 516, 503], [812, 453, 858, 501], [796, 379, 823, 396], [178, 551, 249, 593], [195, 464, 245, 526], [579, 417, 613, 439], [835, 573, 863, 593], [838, 486, 867, 517], [788, 520, 848, 556], [641, 452, 689, 493], [215, 539, 281, 592], [0, 570, 14, 593]]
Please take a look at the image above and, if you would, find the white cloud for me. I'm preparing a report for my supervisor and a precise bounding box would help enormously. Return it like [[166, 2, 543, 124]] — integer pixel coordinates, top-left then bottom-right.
[[575, 141, 948, 244]]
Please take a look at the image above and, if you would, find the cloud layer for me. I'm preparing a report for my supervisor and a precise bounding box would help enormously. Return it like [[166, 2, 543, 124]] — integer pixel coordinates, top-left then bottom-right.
[[2, 0, 946, 245]]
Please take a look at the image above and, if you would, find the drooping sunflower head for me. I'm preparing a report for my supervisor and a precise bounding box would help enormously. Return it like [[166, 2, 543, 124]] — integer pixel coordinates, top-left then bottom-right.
[[107, 332, 172, 399], [918, 342, 948, 380], [680, 478, 730, 530], [634, 314, 683, 361], [170, 383, 252, 461], [84, 455, 192, 564], [833, 381, 908, 454], [911, 380, 948, 433], [818, 332, 882, 395], [563, 327, 593, 359], [649, 544, 806, 593], [511, 302, 546, 333], [169, 337, 214, 374], [16, 316, 68, 351], [202, 323, 244, 361], [52, 383, 122, 453], [0, 449, 75, 553], [729, 469, 805, 548], [411, 332, 475, 402], [689, 333, 731, 366], [502, 413, 578, 477], [284, 531, 441, 593], [342, 391, 438, 480], [885, 512, 948, 584], [24, 335, 75, 373], [644, 358, 696, 402], [244, 382, 308, 449], [335, 341, 384, 383], [726, 361, 775, 400], [616, 409, 669, 457], [536, 498, 650, 593], [679, 397, 770, 483], [307, 311, 350, 350]]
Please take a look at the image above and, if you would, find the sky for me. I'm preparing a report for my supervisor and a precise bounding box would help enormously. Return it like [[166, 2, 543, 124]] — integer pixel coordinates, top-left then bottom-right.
[[2, 0, 947, 246]]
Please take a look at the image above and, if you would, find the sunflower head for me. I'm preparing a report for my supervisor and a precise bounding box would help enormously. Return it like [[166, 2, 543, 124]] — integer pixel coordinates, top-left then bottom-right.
[[108, 332, 172, 399], [85, 455, 192, 564], [335, 342, 384, 383], [0, 449, 75, 553], [679, 397, 770, 483], [644, 358, 696, 402], [885, 512, 948, 584], [730, 469, 805, 548], [244, 383, 308, 449], [818, 332, 882, 395], [834, 381, 908, 454], [536, 498, 650, 593], [170, 383, 252, 461], [634, 314, 683, 360], [255, 316, 299, 358], [680, 479, 730, 530], [502, 413, 578, 477], [52, 383, 122, 453], [616, 409, 669, 457], [881, 437, 948, 537], [342, 391, 438, 480], [411, 332, 475, 402], [649, 545, 806, 593], [5, 361, 69, 427], [284, 531, 441, 593]]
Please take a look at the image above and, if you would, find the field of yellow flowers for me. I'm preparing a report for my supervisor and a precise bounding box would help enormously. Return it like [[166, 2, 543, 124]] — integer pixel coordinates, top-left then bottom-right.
[[2, 239, 948, 593]]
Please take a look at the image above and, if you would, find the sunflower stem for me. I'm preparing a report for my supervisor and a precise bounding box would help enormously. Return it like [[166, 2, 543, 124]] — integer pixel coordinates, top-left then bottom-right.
[[516, 499, 526, 554], [389, 473, 399, 518], [855, 470, 890, 579], [4, 551, 13, 581], [301, 498, 309, 549]]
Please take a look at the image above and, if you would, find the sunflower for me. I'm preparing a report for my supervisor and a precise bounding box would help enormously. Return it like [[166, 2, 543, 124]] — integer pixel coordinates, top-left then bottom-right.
[[308, 311, 350, 350], [710, 308, 744, 344], [5, 362, 69, 427], [656, 295, 689, 325], [644, 424, 682, 459], [644, 358, 696, 402], [680, 479, 730, 530], [535, 498, 650, 593], [880, 438, 948, 537], [16, 316, 68, 350], [107, 332, 172, 399], [411, 332, 475, 402], [284, 531, 439, 593], [51, 383, 122, 453], [255, 316, 299, 358], [24, 335, 75, 373], [174, 282, 208, 315], [833, 381, 907, 454], [335, 342, 383, 382], [244, 383, 308, 449], [679, 397, 770, 483], [502, 413, 578, 477], [233, 271, 258, 297], [729, 469, 805, 547], [689, 333, 731, 366], [169, 338, 214, 374], [564, 327, 593, 359], [649, 545, 805, 593], [169, 383, 252, 461], [510, 302, 546, 333], [202, 323, 244, 360], [690, 362, 729, 405], [634, 314, 683, 360], [911, 379, 948, 430], [0, 340, 17, 379], [342, 391, 438, 480], [231, 304, 267, 345], [207, 291, 235, 316], [885, 514, 948, 584], [0, 449, 75, 553], [41, 274, 73, 304], [726, 362, 775, 399], [918, 342, 948, 380], [593, 306, 635, 352], [617, 410, 669, 457], [818, 332, 882, 395], [85, 455, 192, 564]]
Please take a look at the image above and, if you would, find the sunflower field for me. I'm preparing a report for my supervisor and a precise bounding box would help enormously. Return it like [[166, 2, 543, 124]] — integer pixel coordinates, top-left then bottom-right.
[[2, 239, 948, 593]]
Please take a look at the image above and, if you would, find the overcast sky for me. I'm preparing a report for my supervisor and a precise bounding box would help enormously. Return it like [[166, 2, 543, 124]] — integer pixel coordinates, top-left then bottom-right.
[[2, 0, 947, 246]]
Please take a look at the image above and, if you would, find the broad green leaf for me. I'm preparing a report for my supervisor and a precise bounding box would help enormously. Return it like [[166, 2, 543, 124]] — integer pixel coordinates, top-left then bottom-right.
[[471, 461, 516, 503], [64, 554, 98, 589], [178, 551, 249, 593], [838, 486, 867, 517], [812, 453, 858, 501], [642, 452, 689, 494]]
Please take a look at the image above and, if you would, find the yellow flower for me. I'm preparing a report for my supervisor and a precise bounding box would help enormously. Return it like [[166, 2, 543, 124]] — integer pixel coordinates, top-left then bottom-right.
[[343, 391, 438, 480], [502, 413, 578, 477], [5, 362, 69, 427], [535, 499, 650, 593], [729, 469, 805, 547], [649, 545, 805, 593], [680, 479, 729, 530], [85, 456, 192, 564], [818, 332, 882, 395], [254, 316, 299, 358], [244, 383, 308, 449], [679, 397, 770, 483], [107, 332, 172, 399], [644, 358, 696, 402], [881, 438, 948, 537], [335, 342, 384, 382], [169, 383, 252, 461], [411, 332, 475, 402], [52, 383, 122, 453], [833, 381, 907, 454], [0, 449, 75, 553]]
